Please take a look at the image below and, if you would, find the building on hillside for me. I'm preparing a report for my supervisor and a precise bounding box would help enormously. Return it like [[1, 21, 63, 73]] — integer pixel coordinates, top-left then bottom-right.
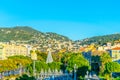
[[107, 42, 112, 48], [0, 44, 32, 60], [0, 45, 6, 60], [111, 47, 120, 62], [97, 46, 105, 51], [31, 50, 37, 60]]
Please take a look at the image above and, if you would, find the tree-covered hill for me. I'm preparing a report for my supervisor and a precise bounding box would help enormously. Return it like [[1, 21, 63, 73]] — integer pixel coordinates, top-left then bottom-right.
[[1, 26, 120, 46], [0, 26, 71, 42], [78, 33, 120, 45]]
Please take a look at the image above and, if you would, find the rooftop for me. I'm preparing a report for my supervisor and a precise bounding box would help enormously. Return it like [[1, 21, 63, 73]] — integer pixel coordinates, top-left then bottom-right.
[[112, 47, 120, 50]]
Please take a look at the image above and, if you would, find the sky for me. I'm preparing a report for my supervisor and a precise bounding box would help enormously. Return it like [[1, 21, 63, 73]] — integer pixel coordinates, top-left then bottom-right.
[[0, 0, 120, 40]]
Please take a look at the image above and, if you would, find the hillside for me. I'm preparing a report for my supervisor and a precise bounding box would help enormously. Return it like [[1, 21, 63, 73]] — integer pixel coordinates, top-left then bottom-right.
[[1, 26, 120, 51], [78, 33, 120, 45], [0, 26, 71, 43]]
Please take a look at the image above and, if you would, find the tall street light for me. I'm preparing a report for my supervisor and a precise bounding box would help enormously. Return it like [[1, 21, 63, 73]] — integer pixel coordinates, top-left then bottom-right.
[[31, 50, 37, 78], [74, 64, 77, 80], [18, 63, 22, 77]]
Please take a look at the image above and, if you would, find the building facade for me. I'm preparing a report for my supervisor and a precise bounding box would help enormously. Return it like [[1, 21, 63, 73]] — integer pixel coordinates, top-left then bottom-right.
[[0, 44, 31, 60], [111, 47, 120, 61], [0, 45, 6, 60]]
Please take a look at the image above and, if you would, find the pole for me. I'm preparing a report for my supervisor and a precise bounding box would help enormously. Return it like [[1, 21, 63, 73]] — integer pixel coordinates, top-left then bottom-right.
[[19, 63, 22, 76], [33, 60, 36, 77], [74, 64, 76, 80], [74, 69, 76, 80]]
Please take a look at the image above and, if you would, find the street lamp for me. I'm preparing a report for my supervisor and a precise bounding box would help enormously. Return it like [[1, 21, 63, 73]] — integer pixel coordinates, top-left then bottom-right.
[[31, 50, 37, 78], [74, 64, 77, 80], [33, 60, 36, 77], [19, 63, 22, 76]]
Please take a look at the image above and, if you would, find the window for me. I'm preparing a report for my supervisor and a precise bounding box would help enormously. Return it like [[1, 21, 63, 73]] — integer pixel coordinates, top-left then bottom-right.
[[115, 54, 118, 58]]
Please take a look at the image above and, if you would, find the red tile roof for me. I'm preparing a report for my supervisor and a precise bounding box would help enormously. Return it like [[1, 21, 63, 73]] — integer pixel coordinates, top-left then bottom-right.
[[79, 47, 85, 51], [112, 47, 120, 50]]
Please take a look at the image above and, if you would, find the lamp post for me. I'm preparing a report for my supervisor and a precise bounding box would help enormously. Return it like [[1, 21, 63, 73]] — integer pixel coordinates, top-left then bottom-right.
[[0, 65, 2, 79], [31, 50, 37, 78], [33, 60, 36, 77], [19, 63, 22, 77], [74, 64, 77, 80]]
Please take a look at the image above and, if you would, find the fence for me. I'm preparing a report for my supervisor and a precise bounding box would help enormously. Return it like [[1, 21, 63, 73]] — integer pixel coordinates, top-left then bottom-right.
[[36, 69, 73, 80]]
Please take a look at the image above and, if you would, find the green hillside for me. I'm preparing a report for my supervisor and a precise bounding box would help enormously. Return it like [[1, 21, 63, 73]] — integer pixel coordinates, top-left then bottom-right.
[[1, 26, 120, 46], [0, 26, 71, 43], [79, 33, 120, 45]]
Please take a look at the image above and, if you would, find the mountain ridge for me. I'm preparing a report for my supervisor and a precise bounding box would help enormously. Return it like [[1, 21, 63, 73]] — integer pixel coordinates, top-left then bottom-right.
[[0, 26, 71, 43], [1, 26, 120, 46], [78, 33, 120, 45]]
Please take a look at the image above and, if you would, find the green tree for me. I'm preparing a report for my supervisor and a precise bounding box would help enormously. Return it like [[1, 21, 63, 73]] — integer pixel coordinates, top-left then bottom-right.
[[35, 51, 47, 62], [99, 53, 112, 75], [105, 62, 120, 74], [64, 53, 90, 79], [16, 74, 35, 80], [0, 56, 32, 72], [104, 62, 120, 79]]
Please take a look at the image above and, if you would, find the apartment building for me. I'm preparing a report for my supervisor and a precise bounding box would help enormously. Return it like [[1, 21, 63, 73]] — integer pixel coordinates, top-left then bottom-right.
[[111, 47, 120, 61], [0, 44, 31, 60]]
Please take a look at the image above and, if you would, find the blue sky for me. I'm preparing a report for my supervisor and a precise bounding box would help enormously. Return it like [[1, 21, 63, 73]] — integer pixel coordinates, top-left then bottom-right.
[[0, 0, 120, 40]]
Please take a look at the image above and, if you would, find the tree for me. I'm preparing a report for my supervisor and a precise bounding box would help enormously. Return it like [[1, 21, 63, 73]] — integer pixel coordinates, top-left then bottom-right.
[[52, 52, 63, 62], [35, 50, 47, 62], [61, 53, 72, 71], [99, 53, 112, 75], [104, 62, 120, 79], [91, 55, 100, 74], [65, 53, 90, 79], [0, 56, 32, 72], [16, 74, 35, 80]]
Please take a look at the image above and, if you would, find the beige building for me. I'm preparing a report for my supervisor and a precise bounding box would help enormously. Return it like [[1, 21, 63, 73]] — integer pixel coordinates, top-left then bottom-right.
[[31, 50, 37, 60], [0, 44, 31, 60], [0, 45, 6, 60], [111, 47, 120, 61]]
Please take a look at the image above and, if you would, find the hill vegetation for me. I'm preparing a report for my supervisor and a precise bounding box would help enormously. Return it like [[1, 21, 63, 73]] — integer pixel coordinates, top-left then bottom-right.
[[78, 33, 120, 45], [1, 26, 120, 46], [0, 26, 71, 42]]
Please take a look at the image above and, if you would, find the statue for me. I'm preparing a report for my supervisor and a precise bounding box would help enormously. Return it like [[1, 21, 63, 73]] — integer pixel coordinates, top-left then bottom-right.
[[46, 44, 53, 63]]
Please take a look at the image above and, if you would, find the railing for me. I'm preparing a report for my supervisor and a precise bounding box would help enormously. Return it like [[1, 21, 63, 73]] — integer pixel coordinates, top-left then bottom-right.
[[0, 68, 25, 79], [36, 69, 73, 80]]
